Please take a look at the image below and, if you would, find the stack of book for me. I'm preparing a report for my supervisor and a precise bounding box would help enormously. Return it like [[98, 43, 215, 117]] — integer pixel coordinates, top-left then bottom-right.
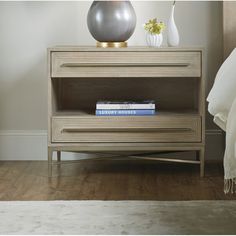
[[95, 100, 156, 116]]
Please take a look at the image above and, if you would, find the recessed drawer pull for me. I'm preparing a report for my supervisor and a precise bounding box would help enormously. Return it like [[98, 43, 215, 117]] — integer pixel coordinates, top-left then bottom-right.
[[61, 127, 192, 133], [60, 62, 190, 68]]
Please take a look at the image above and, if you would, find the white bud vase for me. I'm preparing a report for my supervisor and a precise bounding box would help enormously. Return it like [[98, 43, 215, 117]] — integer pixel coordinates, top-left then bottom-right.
[[167, 4, 179, 47], [146, 32, 163, 48]]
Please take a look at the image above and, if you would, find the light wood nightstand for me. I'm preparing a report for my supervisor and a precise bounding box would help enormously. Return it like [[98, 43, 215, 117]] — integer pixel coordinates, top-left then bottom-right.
[[48, 46, 205, 177]]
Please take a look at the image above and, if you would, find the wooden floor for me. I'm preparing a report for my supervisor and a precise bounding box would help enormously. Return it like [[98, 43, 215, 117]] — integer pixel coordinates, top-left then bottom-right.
[[0, 160, 236, 201]]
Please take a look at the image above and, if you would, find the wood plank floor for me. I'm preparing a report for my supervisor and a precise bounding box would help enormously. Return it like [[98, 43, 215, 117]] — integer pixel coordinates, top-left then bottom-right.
[[0, 160, 236, 201]]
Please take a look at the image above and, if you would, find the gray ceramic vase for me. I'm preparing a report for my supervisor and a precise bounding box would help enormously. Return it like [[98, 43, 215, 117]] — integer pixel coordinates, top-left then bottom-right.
[[87, 1, 136, 42]]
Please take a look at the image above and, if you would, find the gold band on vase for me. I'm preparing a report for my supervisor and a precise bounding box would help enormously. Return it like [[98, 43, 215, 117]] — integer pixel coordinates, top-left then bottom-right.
[[96, 42, 127, 48]]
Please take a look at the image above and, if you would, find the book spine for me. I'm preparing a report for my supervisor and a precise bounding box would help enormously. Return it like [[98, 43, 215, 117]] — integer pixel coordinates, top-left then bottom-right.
[[96, 109, 155, 116], [96, 104, 155, 110]]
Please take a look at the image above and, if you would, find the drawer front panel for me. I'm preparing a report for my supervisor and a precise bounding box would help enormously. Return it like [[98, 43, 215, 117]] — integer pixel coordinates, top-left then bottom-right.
[[51, 51, 201, 78], [51, 116, 201, 143]]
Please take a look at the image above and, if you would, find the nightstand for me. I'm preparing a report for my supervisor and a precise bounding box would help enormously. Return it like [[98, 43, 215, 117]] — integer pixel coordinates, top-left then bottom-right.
[[48, 46, 205, 177]]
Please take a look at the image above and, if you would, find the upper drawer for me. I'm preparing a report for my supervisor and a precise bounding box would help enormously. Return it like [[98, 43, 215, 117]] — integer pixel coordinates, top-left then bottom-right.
[[51, 51, 201, 78]]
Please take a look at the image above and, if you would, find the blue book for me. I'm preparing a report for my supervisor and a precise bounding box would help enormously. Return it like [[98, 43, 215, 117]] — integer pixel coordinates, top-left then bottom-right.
[[96, 109, 156, 116]]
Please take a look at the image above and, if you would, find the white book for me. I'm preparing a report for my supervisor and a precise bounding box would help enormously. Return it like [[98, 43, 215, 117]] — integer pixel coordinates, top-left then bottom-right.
[[96, 101, 155, 110]]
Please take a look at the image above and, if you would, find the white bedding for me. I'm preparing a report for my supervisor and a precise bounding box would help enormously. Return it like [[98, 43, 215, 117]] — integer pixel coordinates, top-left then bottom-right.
[[224, 96, 236, 193], [207, 49, 236, 193], [213, 113, 227, 132], [207, 49, 236, 124]]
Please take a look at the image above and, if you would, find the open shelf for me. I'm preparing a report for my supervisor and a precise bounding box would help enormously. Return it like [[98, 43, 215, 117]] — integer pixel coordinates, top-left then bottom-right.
[[51, 77, 200, 116]]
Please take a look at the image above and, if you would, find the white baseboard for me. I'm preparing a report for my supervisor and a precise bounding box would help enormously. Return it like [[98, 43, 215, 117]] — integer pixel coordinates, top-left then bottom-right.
[[0, 130, 47, 161], [0, 129, 225, 161]]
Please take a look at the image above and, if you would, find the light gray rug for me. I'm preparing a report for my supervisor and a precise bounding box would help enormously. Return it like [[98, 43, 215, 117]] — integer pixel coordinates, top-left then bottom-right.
[[0, 201, 236, 235]]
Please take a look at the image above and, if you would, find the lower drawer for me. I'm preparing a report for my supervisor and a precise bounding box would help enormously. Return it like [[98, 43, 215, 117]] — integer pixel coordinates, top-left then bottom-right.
[[51, 115, 201, 143]]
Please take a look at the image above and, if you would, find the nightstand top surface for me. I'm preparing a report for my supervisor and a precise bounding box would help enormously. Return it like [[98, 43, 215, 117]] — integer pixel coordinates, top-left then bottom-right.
[[48, 46, 204, 52]]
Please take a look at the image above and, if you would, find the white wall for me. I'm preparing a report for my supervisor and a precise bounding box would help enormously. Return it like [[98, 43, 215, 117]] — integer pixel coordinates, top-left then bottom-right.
[[0, 1, 224, 160]]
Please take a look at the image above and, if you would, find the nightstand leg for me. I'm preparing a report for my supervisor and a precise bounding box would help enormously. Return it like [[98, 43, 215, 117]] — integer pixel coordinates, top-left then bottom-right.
[[199, 148, 205, 177], [57, 151, 61, 162], [48, 148, 53, 178]]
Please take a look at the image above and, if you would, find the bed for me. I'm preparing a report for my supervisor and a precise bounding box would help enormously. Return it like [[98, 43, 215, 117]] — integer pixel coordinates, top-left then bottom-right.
[[207, 2, 236, 193]]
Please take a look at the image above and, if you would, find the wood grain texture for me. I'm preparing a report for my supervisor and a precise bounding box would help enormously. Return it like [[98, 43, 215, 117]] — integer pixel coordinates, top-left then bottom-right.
[[48, 46, 205, 176], [0, 161, 235, 201], [48, 46, 204, 52], [56, 77, 199, 112], [52, 51, 201, 78], [49, 143, 204, 152], [51, 113, 201, 143], [223, 1, 236, 58]]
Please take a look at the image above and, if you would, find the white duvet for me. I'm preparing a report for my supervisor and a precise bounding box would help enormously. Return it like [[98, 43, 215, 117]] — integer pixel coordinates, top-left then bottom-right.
[[207, 49, 236, 193]]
